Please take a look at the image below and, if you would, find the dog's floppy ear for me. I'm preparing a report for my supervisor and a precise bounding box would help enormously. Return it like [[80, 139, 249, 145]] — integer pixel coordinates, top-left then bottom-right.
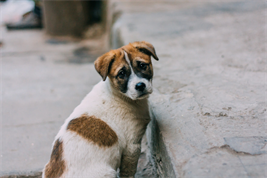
[[94, 51, 116, 81], [132, 41, 159, 61]]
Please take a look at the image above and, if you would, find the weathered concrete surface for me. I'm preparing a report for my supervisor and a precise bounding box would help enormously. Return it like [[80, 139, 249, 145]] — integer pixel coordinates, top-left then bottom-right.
[[0, 28, 106, 176], [111, 0, 266, 177]]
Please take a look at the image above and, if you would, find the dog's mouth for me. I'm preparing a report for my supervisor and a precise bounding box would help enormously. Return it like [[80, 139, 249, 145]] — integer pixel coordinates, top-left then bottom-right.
[[136, 92, 151, 99]]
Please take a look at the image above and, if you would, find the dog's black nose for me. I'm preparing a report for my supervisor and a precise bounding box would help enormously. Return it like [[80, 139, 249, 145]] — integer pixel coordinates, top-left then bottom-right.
[[135, 82, 146, 92]]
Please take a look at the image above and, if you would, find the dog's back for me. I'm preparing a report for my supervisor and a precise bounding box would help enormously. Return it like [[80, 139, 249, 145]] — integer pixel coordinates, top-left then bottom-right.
[[43, 81, 149, 178], [43, 81, 120, 178]]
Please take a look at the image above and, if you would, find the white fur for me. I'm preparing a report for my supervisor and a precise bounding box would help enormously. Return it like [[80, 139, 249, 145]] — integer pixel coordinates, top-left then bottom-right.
[[43, 78, 151, 178], [123, 51, 153, 100]]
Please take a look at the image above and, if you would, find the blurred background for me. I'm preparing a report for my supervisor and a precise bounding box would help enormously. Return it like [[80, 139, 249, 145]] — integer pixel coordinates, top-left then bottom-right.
[[0, 0, 266, 178]]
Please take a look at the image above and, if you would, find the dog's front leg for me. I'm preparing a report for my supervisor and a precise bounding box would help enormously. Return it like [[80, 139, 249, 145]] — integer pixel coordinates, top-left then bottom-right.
[[119, 144, 141, 178]]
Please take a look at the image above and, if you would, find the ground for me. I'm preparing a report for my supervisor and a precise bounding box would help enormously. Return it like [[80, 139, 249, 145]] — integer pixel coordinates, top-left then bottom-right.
[[0, 27, 106, 176]]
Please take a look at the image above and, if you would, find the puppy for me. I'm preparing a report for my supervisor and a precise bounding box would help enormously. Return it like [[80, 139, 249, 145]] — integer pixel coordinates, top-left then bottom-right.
[[42, 41, 159, 178]]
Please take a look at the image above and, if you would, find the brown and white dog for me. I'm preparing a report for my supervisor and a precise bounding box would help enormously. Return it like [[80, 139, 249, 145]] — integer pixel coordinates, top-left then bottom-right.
[[42, 41, 159, 178]]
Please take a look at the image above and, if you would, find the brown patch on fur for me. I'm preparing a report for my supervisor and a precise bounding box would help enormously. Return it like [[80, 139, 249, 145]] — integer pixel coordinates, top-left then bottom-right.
[[123, 41, 159, 61], [130, 41, 159, 61], [94, 41, 158, 81], [94, 50, 117, 81], [67, 114, 118, 147], [107, 49, 131, 93], [94, 41, 158, 91], [44, 139, 66, 178], [95, 49, 128, 81], [122, 43, 154, 80]]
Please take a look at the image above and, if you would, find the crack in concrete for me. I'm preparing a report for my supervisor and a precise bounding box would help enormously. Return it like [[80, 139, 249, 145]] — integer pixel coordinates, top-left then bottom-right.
[[177, 159, 190, 178], [206, 144, 265, 156], [261, 142, 267, 149], [237, 156, 252, 178]]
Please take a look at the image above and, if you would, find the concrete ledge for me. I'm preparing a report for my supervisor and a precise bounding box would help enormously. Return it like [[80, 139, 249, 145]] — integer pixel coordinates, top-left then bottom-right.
[[111, 0, 266, 177]]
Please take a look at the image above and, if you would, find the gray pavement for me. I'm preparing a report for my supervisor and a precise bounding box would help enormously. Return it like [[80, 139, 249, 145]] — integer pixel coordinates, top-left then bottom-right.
[[0, 28, 105, 176], [112, 0, 266, 177]]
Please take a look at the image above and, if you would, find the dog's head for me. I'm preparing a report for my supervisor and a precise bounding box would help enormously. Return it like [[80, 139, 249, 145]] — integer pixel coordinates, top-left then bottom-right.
[[95, 41, 158, 100]]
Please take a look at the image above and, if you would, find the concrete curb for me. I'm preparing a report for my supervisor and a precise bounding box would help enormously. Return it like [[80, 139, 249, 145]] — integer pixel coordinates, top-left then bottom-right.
[[110, 1, 266, 177], [147, 112, 176, 178]]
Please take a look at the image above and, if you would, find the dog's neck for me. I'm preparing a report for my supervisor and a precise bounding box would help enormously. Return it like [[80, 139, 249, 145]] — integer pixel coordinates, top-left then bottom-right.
[[104, 78, 148, 106]]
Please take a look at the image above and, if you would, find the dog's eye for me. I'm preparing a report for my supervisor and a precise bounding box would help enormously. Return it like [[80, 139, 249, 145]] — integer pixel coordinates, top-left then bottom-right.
[[118, 70, 125, 79], [138, 62, 148, 70]]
